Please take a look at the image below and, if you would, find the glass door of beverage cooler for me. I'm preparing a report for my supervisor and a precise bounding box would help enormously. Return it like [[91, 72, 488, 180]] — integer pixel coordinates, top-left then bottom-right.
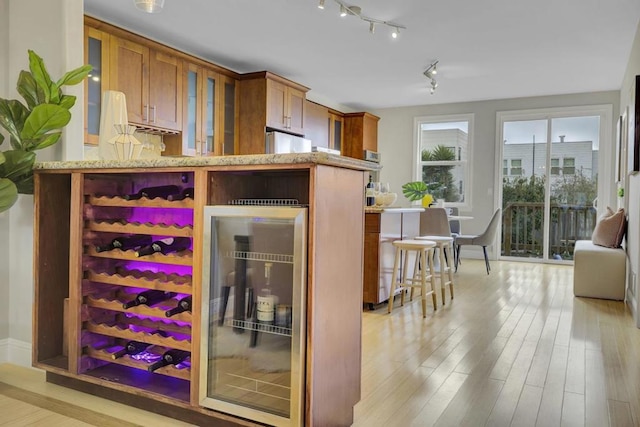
[[199, 205, 307, 426]]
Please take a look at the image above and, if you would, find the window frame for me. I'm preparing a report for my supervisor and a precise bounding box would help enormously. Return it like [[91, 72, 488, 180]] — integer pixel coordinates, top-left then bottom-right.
[[413, 113, 474, 209]]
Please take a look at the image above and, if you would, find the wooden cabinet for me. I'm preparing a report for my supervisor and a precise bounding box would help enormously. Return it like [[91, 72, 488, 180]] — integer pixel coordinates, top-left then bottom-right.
[[238, 72, 309, 154], [343, 112, 380, 160], [33, 158, 370, 426], [304, 100, 329, 148], [177, 63, 237, 157], [109, 36, 183, 132], [329, 110, 344, 152], [84, 25, 111, 145], [363, 210, 421, 306], [266, 78, 305, 135]]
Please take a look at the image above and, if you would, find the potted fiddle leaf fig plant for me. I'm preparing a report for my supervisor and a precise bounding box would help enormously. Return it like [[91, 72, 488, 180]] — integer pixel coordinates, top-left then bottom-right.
[[0, 50, 92, 213]]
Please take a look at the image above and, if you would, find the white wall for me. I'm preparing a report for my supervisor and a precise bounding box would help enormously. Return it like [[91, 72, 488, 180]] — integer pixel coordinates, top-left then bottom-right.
[[1, 0, 83, 364], [372, 91, 619, 260], [619, 21, 640, 326]]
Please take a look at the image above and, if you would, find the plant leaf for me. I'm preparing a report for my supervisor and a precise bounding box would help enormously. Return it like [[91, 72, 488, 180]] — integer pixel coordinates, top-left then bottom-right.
[[14, 173, 34, 194], [17, 71, 39, 109], [56, 64, 92, 87], [0, 178, 19, 213], [28, 50, 53, 103], [20, 104, 70, 140], [0, 133, 4, 146], [401, 181, 429, 201], [0, 151, 5, 165], [49, 82, 61, 104], [28, 132, 61, 151], [0, 98, 29, 146], [0, 149, 35, 182], [59, 95, 76, 110]]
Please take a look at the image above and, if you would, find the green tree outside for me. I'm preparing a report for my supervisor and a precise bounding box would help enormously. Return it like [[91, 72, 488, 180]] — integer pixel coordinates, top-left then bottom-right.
[[421, 145, 461, 202]]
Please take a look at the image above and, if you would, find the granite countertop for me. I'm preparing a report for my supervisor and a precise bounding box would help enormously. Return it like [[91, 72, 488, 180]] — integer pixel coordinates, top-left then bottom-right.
[[34, 152, 381, 172], [365, 207, 425, 213]]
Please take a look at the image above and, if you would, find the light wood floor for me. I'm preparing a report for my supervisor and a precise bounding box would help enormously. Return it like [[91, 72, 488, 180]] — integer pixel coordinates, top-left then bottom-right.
[[1, 260, 639, 426], [353, 259, 640, 427]]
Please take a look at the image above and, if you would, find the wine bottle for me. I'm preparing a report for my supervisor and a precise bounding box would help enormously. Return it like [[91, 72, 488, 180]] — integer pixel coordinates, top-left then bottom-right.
[[124, 185, 181, 201], [122, 290, 175, 309], [256, 262, 277, 325], [166, 187, 194, 201], [147, 349, 190, 372], [165, 295, 192, 317], [111, 340, 151, 359], [134, 237, 191, 257], [95, 234, 152, 253], [365, 176, 375, 207]]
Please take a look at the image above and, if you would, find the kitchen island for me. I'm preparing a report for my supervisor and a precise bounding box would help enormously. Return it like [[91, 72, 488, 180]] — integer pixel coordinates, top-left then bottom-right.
[[33, 153, 377, 426], [363, 207, 424, 308]]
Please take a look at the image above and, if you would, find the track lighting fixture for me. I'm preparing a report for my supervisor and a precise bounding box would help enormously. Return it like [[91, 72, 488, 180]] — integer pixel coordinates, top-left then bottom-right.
[[424, 60, 440, 95], [317, 0, 406, 39], [134, 0, 165, 13], [423, 60, 438, 79]]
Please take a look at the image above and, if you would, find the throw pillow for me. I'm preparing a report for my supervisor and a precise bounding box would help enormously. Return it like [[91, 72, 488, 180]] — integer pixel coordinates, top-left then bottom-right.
[[591, 207, 626, 248]]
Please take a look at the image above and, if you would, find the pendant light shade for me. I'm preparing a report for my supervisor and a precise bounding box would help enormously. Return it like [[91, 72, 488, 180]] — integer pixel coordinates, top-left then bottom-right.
[[134, 0, 165, 14]]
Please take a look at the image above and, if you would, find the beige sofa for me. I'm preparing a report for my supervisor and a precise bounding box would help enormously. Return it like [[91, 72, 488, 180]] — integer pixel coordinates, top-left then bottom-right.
[[573, 240, 626, 300]]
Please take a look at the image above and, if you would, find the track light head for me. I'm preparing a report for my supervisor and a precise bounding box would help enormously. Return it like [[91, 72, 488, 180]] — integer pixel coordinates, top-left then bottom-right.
[[423, 60, 439, 79], [391, 27, 399, 38], [369, 21, 375, 34], [340, 5, 347, 17], [318, 0, 325, 9]]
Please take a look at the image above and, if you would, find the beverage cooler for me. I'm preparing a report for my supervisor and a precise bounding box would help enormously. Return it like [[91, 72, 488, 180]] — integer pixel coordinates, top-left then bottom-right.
[[199, 204, 307, 426]]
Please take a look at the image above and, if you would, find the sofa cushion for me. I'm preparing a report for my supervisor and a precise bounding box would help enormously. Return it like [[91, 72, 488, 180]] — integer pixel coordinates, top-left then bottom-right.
[[591, 207, 626, 248]]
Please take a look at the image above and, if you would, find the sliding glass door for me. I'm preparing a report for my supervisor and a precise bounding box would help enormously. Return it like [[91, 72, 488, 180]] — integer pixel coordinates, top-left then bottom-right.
[[498, 106, 611, 262]]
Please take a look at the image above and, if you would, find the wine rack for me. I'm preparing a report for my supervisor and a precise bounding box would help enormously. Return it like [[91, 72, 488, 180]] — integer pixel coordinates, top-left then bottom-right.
[[79, 173, 195, 403]]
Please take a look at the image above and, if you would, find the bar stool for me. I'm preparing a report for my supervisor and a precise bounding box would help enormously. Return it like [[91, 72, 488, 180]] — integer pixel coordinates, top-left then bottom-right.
[[387, 239, 437, 318], [415, 235, 455, 305]]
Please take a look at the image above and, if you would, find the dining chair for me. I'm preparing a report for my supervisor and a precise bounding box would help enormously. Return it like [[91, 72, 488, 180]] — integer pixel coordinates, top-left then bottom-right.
[[455, 208, 502, 274], [447, 207, 461, 266]]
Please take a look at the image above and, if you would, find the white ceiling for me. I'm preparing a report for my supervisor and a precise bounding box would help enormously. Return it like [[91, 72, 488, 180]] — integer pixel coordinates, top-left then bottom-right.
[[84, 0, 640, 111]]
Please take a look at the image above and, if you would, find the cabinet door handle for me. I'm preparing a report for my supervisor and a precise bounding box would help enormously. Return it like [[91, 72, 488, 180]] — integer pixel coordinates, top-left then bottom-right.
[[195, 140, 200, 155], [150, 105, 156, 123], [144, 104, 149, 122]]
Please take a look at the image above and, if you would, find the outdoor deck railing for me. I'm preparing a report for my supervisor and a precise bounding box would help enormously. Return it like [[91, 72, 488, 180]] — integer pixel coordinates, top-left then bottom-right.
[[502, 202, 597, 259]]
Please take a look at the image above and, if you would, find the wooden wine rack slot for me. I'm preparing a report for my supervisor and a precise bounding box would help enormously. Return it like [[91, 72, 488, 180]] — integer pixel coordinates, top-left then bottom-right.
[[86, 296, 192, 323], [87, 247, 194, 266], [85, 322, 191, 352], [85, 347, 191, 381], [86, 270, 192, 295], [86, 220, 193, 237], [88, 194, 194, 209], [122, 315, 192, 336]]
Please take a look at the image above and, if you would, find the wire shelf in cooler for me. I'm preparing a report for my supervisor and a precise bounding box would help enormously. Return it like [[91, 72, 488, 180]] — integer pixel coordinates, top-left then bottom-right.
[[223, 319, 292, 337], [86, 269, 192, 295], [87, 247, 193, 266], [86, 219, 193, 237], [85, 322, 191, 352], [88, 194, 194, 209], [224, 251, 293, 264], [85, 347, 190, 381]]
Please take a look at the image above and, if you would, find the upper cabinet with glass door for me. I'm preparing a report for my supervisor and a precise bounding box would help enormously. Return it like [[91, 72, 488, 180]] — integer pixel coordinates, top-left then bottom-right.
[[180, 62, 237, 157], [84, 25, 110, 145]]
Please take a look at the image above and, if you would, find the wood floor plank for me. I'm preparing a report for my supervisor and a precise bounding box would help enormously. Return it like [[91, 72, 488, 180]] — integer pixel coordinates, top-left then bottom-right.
[[510, 384, 543, 427], [608, 399, 634, 427], [536, 344, 569, 426], [561, 391, 585, 427]]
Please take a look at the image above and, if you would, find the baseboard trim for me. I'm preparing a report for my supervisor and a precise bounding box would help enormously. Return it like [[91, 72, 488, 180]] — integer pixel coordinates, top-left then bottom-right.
[[0, 339, 32, 366]]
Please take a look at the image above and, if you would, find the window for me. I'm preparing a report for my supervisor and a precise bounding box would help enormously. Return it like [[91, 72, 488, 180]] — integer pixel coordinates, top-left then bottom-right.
[[563, 157, 575, 175], [414, 114, 473, 205], [510, 159, 523, 176], [551, 158, 560, 175], [503, 159, 508, 176]]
